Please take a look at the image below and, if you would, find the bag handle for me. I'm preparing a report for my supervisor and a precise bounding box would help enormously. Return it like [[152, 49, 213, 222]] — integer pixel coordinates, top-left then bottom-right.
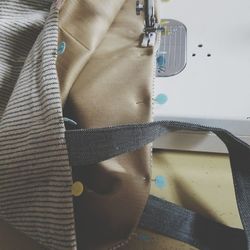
[[141, 195, 246, 250], [65, 120, 250, 249]]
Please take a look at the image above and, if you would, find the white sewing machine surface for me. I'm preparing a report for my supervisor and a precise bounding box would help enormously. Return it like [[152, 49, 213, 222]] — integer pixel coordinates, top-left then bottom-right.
[[154, 0, 250, 153]]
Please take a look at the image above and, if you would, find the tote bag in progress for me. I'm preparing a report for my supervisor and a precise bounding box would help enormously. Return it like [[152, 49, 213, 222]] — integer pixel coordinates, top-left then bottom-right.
[[0, 1, 250, 250]]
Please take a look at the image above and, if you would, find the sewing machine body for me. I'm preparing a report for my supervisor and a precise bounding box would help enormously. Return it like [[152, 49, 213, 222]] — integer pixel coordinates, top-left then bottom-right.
[[154, 0, 250, 153]]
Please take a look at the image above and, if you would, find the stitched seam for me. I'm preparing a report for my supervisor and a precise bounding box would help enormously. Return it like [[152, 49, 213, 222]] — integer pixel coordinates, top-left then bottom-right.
[[60, 1, 127, 103], [59, 26, 91, 51]]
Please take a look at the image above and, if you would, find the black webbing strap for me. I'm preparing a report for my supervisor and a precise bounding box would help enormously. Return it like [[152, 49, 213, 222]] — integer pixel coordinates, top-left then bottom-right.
[[140, 195, 247, 250], [65, 121, 250, 249]]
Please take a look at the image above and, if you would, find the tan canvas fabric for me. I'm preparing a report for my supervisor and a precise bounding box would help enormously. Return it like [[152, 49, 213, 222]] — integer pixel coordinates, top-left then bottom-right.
[[57, 0, 126, 105], [57, 0, 156, 249], [56, 1, 244, 250]]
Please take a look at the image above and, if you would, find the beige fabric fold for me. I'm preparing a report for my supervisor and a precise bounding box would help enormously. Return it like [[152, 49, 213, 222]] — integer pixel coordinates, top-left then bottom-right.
[[57, 0, 157, 249], [57, 0, 126, 104]]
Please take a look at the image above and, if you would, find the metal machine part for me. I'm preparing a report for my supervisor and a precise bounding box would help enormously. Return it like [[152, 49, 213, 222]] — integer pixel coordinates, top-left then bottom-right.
[[156, 19, 187, 77], [136, 0, 163, 47]]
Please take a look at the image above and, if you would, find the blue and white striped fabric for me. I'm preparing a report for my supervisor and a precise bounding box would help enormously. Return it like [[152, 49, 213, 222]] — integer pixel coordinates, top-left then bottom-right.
[[0, 1, 76, 249]]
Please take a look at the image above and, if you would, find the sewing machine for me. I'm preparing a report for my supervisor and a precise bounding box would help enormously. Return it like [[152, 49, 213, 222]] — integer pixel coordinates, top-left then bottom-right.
[[137, 0, 250, 153]]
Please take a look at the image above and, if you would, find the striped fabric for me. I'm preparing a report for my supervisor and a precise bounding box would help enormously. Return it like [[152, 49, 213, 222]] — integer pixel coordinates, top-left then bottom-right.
[[0, 1, 76, 250]]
